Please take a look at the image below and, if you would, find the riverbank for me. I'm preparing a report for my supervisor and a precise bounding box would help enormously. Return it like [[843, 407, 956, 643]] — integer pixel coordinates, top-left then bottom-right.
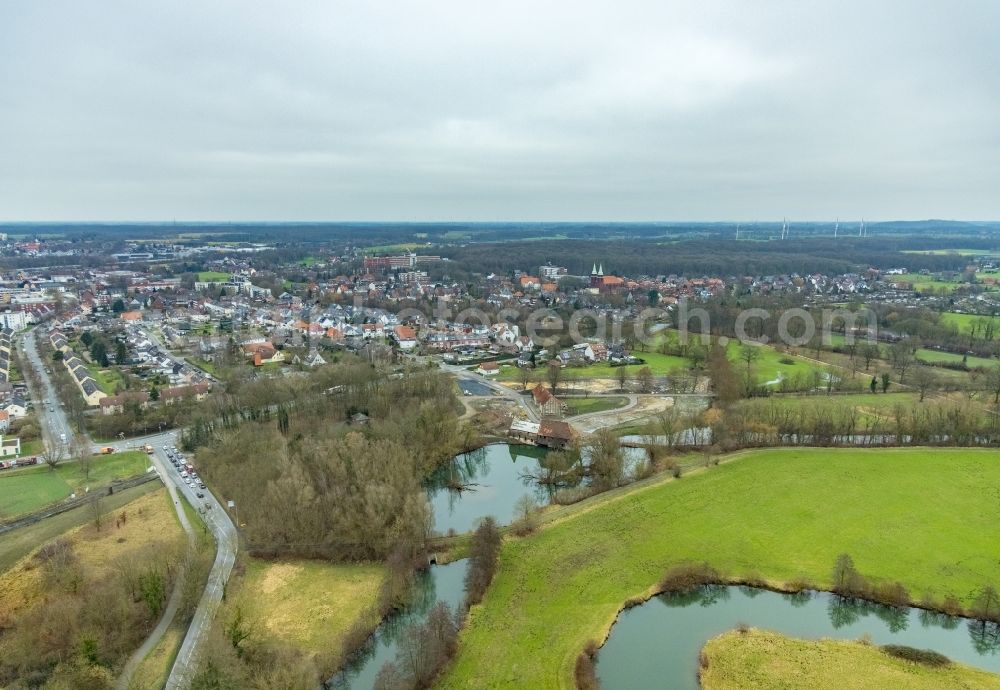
[[700, 629, 1000, 689], [437, 447, 1000, 688]]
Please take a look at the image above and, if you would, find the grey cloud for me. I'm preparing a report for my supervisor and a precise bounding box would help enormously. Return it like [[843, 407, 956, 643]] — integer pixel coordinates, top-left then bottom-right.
[[1, 0, 998, 221]]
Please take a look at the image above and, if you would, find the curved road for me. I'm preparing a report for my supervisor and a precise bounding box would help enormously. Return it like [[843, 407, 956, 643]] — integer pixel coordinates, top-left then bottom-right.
[[20, 329, 237, 689], [116, 438, 194, 690]]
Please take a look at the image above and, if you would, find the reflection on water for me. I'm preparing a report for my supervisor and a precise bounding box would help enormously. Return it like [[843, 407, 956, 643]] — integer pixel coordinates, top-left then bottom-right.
[[599, 585, 1000, 690], [425, 444, 576, 534], [328, 560, 467, 690], [426, 443, 649, 535]]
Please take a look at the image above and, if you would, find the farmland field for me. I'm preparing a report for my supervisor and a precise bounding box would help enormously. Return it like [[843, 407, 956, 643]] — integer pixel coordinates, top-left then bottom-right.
[[439, 447, 1000, 689]]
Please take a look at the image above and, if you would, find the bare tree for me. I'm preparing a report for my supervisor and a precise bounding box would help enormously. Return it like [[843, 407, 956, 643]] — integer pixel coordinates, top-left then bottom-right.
[[861, 343, 881, 371], [41, 441, 65, 470], [546, 360, 562, 394], [636, 366, 654, 393], [910, 366, 938, 402], [889, 340, 915, 382], [517, 365, 533, 391], [72, 433, 92, 480], [88, 492, 105, 530], [986, 365, 1000, 404], [616, 365, 629, 392]]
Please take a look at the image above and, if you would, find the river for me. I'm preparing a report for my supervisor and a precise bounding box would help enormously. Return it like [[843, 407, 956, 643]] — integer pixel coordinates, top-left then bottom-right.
[[597, 585, 1000, 689]]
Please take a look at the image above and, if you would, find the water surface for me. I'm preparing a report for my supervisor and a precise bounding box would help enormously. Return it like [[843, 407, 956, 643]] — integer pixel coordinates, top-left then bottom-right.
[[597, 585, 1000, 690]]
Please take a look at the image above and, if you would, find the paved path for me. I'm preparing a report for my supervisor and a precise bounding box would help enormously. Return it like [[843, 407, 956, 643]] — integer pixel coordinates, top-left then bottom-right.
[[21, 329, 237, 689], [116, 438, 195, 690], [162, 445, 237, 689]]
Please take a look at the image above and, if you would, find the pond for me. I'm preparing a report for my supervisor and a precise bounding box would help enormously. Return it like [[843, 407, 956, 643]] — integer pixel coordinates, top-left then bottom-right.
[[426, 443, 561, 534], [596, 585, 1000, 690], [328, 559, 467, 690], [427, 443, 648, 534]]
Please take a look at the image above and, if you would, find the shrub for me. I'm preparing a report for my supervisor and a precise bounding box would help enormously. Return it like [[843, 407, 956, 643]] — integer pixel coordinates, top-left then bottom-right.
[[882, 645, 951, 667], [575, 641, 600, 690], [659, 562, 720, 592], [786, 577, 815, 592], [552, 486, 594, 505], [941, 595, 964, 617], [872, 581, 910, 608]]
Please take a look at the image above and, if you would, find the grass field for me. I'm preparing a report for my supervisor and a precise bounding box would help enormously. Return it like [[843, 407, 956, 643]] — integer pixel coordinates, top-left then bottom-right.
[[197, 270, 230, 282], [219, 558, 385, 674], [17, 439, 44, 457], [735, 391, 923, 416], [0, 481, 161, 572], [939, 312, 1000, 332], [439, 447, 1000, 689], [917, 347, 995, 368], [0, 484, 178, 584], [701, 629, 1000, 690], [0, 451, 149, 518], [562, 396, 630, 416], [725, 341, 825, 385], [131, 493, 211, 690]]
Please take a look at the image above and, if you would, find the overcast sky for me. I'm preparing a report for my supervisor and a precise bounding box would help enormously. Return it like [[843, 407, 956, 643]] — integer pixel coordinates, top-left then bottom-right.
[[1, 1, 998, 221]]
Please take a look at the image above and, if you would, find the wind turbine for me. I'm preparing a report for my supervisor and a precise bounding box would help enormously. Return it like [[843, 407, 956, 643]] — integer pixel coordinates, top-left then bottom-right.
[[834, 218, 839, 238], [781, 218, 788, 240]]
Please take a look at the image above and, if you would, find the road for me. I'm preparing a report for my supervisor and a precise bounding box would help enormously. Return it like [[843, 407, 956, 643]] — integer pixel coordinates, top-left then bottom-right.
[[116, 434, 195, 690], [159, 441, 237, 689], [20, 329, 237, 689], [21, 329, 75, 452]]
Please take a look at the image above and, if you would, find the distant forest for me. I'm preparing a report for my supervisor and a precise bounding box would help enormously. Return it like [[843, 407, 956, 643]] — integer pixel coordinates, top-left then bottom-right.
[[442, 237, 979, 278]]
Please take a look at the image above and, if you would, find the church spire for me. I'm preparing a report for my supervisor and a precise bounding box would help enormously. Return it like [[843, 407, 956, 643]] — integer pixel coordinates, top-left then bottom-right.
[[598, 264, 604, 276]]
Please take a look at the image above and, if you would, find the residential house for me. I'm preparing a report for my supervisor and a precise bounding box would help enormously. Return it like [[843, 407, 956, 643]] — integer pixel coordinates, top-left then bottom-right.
[[1, 396, 28, 419], [392, 325, 418, 350], [161, 383, 210, 405], [0, 435, 20, 457], [477, 361, 500, 376], [99, 391, 150, 416]]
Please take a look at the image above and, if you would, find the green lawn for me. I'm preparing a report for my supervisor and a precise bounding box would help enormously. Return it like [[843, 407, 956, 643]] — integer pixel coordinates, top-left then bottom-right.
[[938, 312, 1000, 332], [197, 271, 230, 282], [917, 347, 995, 368], [84, 362, 124, 394], [726, 341, 826, 385], [701, 629, 1000, 690], [0, 451, 149, 518], [562, 396, 629, 417], [440, 447, 1000, 689], [17, 439, 44, 458], [186, 357, 218, 375], [735, 391, 922, 413]]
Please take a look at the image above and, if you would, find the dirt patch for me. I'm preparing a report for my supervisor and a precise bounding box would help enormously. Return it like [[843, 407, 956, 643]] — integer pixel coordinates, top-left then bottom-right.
[[259, 562, 304, 595]]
